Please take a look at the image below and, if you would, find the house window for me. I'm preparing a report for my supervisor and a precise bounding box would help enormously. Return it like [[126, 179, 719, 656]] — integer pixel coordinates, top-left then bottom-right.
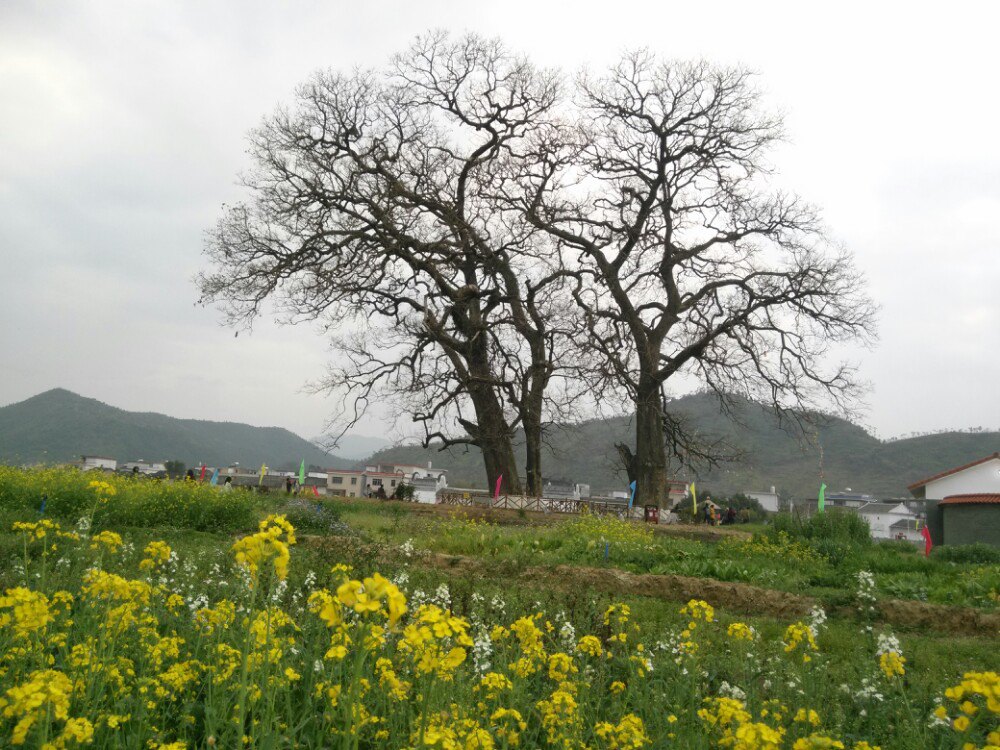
[[331, 476, 343, 484], [351, 477, 357, 485], [371, 478, 382, 486], [391, 480, 396, 487]]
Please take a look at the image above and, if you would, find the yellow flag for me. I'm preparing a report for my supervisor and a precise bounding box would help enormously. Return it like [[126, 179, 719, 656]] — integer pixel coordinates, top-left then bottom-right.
[[258, 463, 268, 486], [690, 482, 698, 515]]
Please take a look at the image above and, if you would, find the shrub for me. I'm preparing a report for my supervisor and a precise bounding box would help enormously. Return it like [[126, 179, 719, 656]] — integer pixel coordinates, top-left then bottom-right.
[[933, 543, 1000, 565], [770, 509, 872, 546], [722, 493, 767, 523], [277, 499, 349, 535], [0, 466, 259, 533]]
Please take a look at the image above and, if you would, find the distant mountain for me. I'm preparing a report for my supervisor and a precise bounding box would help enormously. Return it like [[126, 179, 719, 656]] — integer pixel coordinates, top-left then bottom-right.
[[0, 389, 353, 470], [312, 434, 392, 461], [365, 393, 1000, 498]]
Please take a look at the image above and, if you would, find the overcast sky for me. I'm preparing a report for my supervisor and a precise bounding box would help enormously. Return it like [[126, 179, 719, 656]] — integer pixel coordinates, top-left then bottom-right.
[[1, 0, 998, 443]]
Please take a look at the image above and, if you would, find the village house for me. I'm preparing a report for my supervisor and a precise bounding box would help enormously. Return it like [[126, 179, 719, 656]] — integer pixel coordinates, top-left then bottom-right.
[[854, 501, 922, 542], [326, 469, 366, 498], [79, 455, 117, 472], [120, 460, 167, 475], [908, 453, 1000, 546], [366, 462, 449, 490], [747, 487, 779, 512]]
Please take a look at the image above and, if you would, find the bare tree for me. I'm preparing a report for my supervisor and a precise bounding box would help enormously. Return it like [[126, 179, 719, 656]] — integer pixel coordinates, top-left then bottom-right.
[[198, 32, 572, 495], [517, 54, 876, 506]]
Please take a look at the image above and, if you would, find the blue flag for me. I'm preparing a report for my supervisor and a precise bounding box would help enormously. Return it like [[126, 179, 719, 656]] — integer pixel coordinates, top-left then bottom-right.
[[628, 480, 637, 510], [209, 469, 220, 486]]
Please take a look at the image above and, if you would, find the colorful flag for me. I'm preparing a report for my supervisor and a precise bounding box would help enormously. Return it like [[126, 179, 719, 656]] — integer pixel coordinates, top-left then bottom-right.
[[690, 482, 697, 516], [209, 469, 219, 486], [298, 460, 306, 486], [628, 480, 637, 510], [258, 463, 268, 486], [921, 525, 933, 557], [494, 474, 503, 501], [818, 483, 827, 513], [199, 464, 207, 482]]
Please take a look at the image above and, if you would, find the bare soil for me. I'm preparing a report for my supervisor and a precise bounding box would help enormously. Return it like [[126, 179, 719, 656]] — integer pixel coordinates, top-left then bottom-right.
[[301, 535, 1000, 638]]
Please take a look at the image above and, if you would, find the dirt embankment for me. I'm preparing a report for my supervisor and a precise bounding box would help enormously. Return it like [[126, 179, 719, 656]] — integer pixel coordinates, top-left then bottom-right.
[[302, 536, 1000, 638]]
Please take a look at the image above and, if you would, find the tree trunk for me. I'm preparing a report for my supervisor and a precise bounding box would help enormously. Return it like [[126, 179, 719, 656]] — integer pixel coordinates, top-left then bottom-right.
[[523, 405, 543, 497], [634, 376, 668, 507], [465, 375, 522, 497]]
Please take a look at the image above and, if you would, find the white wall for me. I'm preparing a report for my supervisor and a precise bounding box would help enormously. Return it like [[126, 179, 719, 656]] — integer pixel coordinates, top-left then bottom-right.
[[924, 458, 1000, 500], [82, 457, 117, 471], [858, 504, 914, 539], [748, 491, 779, 512]]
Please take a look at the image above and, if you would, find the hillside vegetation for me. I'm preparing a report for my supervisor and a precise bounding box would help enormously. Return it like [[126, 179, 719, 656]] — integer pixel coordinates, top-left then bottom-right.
[[367, 393, 999, 497], [0, 389, 350, 469]]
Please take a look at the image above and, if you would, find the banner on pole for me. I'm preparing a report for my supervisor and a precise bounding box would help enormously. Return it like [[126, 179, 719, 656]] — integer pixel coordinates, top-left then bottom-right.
[[921, 525, 933, 557]]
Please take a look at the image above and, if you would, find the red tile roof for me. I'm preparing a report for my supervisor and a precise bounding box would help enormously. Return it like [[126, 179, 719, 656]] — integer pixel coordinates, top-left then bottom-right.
[[939, 493, 1000, 506], [906, 453, 1000, 491]]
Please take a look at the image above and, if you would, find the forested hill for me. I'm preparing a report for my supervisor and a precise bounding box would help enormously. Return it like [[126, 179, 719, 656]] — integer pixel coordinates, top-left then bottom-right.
[[366, 393, 1000, 498], [0, 389, 351, 470]]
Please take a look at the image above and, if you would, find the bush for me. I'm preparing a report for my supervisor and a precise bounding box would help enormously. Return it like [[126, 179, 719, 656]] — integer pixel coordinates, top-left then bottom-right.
[[722, 493, 767, 523], [932, 543, 1000, 565], [769, 509, 872, 546], [277, 498, 349, 535], [0, 466, 260, 533]]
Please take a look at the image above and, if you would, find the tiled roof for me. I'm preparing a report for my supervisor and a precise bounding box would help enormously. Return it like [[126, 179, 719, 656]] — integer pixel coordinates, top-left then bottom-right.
[[939, 493, 1000, 506], [907, 453, 1000, 491]]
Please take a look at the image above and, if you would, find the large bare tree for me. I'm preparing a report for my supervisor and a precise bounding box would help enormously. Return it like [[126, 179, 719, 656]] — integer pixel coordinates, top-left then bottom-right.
[[198, 33, 571, 495], [516, 54, 876, 506]]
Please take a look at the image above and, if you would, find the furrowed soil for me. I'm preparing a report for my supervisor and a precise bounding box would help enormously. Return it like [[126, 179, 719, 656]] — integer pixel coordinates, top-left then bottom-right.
[[302, 536, 1000, 638]]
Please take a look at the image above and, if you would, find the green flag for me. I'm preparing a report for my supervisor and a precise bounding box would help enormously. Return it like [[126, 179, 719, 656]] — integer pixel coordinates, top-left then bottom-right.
[[298, 460, 306, 486], [818, 482, 827, 513]]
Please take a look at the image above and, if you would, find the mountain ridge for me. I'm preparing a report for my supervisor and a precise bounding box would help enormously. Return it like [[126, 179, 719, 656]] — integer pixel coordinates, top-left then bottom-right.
[[363, 394, 999, 498], [0, 389, 352, 470], [2, 389, 996, 498]]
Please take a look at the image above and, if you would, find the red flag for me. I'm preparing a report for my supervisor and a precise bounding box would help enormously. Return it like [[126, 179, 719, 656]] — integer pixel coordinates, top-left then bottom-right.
[[921, 525, 933, 557], [494, 474, 503, 500], [199, 464, 207, 482], [312, 485, 319, 497]]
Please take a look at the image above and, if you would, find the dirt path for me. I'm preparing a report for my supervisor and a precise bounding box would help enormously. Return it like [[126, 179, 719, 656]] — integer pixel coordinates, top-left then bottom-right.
[[302, 536, 1000, 638]]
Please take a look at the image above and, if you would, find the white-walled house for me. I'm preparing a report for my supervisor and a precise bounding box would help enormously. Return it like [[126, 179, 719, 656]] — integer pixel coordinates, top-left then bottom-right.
[[120, 460, 167, 475], [907, 453, 1000, 500], [80, 456, 117, 471], [747, 487, 780, 512], [908, 453, 1000, 546], [855, 502, 920, 541], [367, 462, 449, 491]]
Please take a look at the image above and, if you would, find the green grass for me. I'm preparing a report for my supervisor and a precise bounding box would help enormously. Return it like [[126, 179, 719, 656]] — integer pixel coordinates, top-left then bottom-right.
[[316, 501, 1000, 612]]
